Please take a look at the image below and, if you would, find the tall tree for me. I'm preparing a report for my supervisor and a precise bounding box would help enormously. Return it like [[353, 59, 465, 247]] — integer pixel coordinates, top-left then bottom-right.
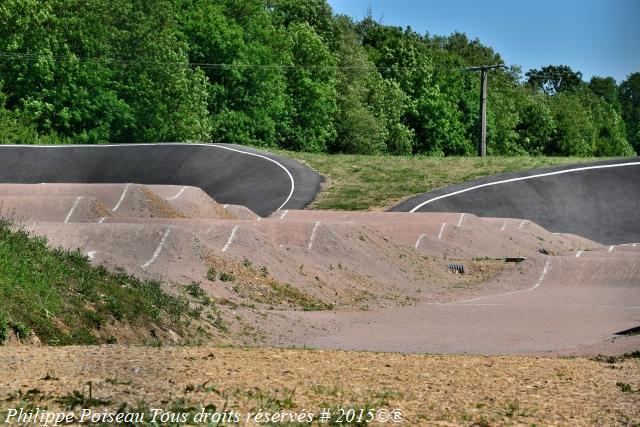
[[441, 31, 503, 67], [526, 65, 583, 95], [0, 0, 210, 143], [179, 0, 287, 147], [619, 73, 640, 153], [514, 91, 556, 155], [0, 0, 132, 143], [328, 16, 412, 154], [589, 76, 621, 113], [279, 22, 337, 152]]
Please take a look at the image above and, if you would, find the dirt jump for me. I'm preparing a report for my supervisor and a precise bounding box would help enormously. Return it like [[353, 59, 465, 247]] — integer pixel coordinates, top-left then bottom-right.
[[0, 144, 638, 356]]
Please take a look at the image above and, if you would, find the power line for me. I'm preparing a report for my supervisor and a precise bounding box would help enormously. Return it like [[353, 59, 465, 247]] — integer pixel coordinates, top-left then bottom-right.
[[0, 51, 483, 73]]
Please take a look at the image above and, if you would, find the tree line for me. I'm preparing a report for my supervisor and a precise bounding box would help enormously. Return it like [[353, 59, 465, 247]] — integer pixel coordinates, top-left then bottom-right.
[[0, 0, 638, 156]]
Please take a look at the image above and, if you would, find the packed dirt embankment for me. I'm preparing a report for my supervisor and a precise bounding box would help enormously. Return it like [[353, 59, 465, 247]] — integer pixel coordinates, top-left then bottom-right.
[[1, 183, 639, 355]]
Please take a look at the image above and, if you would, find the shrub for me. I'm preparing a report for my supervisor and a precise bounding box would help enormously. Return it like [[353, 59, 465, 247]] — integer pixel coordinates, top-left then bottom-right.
[[11, 321, 30, 340], [219, 272, 235, 282], [0, 315, 8, 343], [260, 266, 269, 278]]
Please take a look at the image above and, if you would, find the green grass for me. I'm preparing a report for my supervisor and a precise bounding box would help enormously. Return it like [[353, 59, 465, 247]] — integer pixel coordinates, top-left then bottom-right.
[[0, 220, 196, 345], [273, 150, 617, 210]]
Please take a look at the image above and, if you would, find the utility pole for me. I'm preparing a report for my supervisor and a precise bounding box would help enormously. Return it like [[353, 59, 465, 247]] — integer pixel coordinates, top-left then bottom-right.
[[479, 68, 488, 157], [462, 65, 505, 157]]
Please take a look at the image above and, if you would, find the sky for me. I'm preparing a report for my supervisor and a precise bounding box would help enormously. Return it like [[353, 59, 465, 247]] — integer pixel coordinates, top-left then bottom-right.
[[327, 0, 639, 83]]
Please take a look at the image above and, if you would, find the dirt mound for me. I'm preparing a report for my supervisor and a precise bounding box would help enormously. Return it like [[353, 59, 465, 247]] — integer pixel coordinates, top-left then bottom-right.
[[1, 183, 638, 355], [0, 196, 109, 223], [223, 204, 260, 220]]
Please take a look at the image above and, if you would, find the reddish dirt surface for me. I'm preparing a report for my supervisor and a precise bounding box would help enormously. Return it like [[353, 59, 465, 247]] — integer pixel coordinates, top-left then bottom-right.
[[0, 183, 638, 356]]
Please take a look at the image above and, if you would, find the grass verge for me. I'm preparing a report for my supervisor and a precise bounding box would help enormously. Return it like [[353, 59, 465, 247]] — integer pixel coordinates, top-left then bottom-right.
[[0, 220, 202, 345]]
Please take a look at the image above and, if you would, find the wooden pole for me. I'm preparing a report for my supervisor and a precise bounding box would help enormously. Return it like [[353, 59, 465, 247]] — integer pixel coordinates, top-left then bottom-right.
[[479, 68, 488, 157], [462, 64, 504, 157]]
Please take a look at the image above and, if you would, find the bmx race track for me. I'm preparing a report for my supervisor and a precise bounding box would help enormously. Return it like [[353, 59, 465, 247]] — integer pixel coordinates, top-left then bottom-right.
[[0, 144, 638, 355]]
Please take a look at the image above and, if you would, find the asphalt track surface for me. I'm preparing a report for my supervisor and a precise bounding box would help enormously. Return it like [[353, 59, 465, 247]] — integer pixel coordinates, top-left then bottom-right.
[[392, 158, 640, 245], [0, 143, 322, 218]]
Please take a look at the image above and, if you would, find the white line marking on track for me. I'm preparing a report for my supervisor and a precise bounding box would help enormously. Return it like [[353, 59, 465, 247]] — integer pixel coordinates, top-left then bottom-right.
[[437, 223, 447, 240], [97, 217, 107, 224], [453, 259, 551, 304], [279, 209, 289, 219], [408, 161, 640, 212], [456, 213, 466, 227], [608, 245, 615, 252], [112, 183, 131, 211], [414, 233, 426, 249], [64, 197, 83, 223], [518, 219, 529, 230], [500, 221, 507, 231], [576, 250, 583, 258], [209, 145, 295, 211], [167, 186, 187, 200], [530, 259, 550, 291], [222, 225, 239, 253], [307, 221, 320, 251], [141, 227, 172, 269]]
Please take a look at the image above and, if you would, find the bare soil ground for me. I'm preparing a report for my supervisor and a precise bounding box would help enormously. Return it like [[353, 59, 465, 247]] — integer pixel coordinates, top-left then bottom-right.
[[0, 346, 639, 426]]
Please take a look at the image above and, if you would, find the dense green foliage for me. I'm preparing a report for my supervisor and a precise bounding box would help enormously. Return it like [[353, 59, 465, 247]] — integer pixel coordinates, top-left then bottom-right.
[[0, 220, 195, 345], [0, 0, 636, 156]]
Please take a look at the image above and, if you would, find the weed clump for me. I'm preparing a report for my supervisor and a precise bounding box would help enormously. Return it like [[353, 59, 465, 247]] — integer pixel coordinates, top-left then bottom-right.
[[0, 315, 8, 343], [185, 282, 211, 306], [260, 266, 269, 278], [220, 272, 236, 282]]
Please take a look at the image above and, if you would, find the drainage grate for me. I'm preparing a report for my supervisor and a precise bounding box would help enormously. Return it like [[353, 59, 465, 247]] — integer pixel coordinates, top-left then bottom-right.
[[447, 263, 465, 274]]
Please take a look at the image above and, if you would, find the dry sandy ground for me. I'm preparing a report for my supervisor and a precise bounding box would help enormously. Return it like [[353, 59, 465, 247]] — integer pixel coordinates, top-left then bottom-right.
[[0, 346, 639, 426]]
